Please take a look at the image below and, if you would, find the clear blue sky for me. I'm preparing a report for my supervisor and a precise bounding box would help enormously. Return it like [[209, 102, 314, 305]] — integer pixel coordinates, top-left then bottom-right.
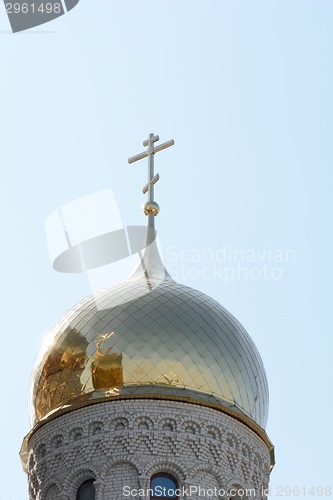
[[0, 1, 332, 499]]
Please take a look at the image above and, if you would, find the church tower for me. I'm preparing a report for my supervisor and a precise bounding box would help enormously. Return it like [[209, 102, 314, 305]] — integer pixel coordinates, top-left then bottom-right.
[[21, 134, 274, 500]]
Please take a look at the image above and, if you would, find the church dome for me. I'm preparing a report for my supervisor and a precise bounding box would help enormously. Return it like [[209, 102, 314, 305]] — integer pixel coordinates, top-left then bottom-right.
[[30, 254, 269, 429]]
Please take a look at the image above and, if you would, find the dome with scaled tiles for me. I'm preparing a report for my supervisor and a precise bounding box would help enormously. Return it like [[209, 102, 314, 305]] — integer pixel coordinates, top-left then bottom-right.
[[30, 240, 269, 429]]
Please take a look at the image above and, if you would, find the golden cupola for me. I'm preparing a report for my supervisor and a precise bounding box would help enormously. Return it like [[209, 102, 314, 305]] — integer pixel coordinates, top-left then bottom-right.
[[29, 252, 269, 429], [21, 133, 274, 472], [28, 132, 269, 433]]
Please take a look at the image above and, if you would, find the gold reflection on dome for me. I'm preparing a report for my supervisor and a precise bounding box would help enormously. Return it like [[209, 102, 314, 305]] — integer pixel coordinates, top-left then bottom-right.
[[30, 277, 269, 429], [95, 332, 114, 349], [92, 349, 123, 389], [34, 328, 88, 420]]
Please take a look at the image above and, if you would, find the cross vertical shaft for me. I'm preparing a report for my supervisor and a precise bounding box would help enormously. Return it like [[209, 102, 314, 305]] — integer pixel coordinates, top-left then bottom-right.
[[147, 133, 157, 230], [128, 132, 174, 232]]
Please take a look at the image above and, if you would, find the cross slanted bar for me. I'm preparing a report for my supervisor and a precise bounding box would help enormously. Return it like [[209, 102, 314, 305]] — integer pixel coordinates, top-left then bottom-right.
[[128, 133, 174, 228]]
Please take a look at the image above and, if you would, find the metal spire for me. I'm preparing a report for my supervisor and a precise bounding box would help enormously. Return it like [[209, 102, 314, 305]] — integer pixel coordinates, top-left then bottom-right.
[[128, 133, 174, 230]]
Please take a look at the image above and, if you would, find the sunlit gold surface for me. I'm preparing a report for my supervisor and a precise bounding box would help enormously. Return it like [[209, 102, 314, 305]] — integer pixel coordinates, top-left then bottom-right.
[[30, 275, 269, 428], [143, 201, 160, 215], [92, 350, 123, 389]]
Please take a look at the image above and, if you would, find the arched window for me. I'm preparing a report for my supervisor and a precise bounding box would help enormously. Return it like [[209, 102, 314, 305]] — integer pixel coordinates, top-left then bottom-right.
[[76, 479, 96, 500], [151, 474, 178, 500]]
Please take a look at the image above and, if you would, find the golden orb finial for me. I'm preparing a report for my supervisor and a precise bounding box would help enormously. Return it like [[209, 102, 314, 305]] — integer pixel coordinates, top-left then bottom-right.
[[143, 201, 160, 216]]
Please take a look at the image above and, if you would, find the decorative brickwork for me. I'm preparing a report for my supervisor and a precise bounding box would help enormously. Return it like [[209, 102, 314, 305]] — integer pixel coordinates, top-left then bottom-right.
[[27, 399, 270, 500]]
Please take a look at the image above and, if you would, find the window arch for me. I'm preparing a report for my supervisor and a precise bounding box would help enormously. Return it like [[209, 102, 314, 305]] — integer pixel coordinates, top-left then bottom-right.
[[151, 474, 178, 500], [76, 479, 96, 500]]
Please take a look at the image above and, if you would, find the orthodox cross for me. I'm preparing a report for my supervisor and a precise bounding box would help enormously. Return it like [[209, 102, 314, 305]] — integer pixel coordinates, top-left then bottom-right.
[[128, 133, 174, 229]]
